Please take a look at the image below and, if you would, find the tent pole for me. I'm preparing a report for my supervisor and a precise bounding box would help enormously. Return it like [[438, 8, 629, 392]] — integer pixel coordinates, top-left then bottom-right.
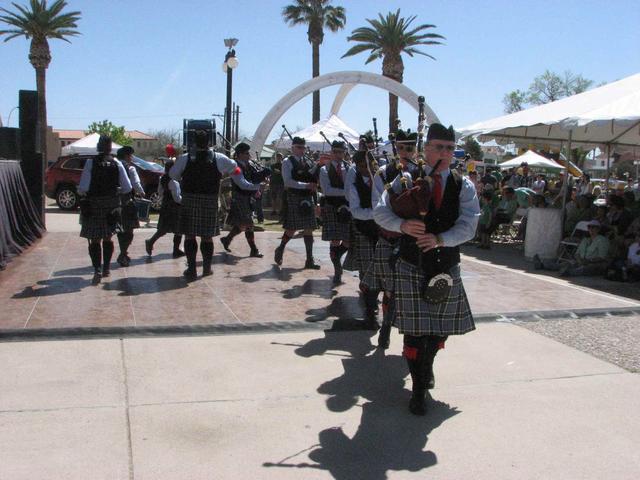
[[560, 131, 572, 237], [605, 144, 611, 196]]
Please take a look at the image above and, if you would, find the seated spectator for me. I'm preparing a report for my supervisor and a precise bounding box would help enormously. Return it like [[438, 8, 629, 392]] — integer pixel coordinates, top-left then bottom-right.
[[487, 186, 518, 234], [607, 194, 634, 238], [577, 174, 593, 196], [564, 194, 592, 236], [532, 174, 546, 194], [481, 168, 498, 189], [623, 190, 640, 217], [534, 220, 610, 277]]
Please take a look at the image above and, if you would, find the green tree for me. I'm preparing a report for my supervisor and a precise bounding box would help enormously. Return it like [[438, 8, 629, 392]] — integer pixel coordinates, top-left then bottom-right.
[[342, 9, 444, 133], [0, 0, 81, 166], [146, 128, 181, 159], [502, 89, 526, 113], [464, 137, 483, 161], [86, 120, 132, 147], [282, 0, 346, 124], [503, 70, 594, 113]]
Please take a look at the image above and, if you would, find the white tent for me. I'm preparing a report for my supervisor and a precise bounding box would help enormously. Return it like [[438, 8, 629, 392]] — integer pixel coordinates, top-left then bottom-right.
[[459, 72, 640, 150], [498, 150, 563, 170], [61, 133, 123, 155], [280, 114, 361, 151]]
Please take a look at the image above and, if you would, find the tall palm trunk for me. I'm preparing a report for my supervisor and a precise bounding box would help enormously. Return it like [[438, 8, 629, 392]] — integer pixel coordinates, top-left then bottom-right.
[[382, 54, 404, 133], [311, 41, 320, 123]]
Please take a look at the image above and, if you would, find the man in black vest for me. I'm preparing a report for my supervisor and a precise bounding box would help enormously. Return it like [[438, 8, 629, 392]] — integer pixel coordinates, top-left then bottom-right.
[[115, 146, 145, 267], [274, 137, 320, 269], [374, 123, 480, 416], [170, 130, 241, 280], [220, 142, 268, 258], [319, 140, 351, 284], [77, 135, 132, 284]]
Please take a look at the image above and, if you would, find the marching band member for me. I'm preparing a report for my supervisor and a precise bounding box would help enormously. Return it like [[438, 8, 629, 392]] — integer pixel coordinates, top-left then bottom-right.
[[116, 146, 145, 267]]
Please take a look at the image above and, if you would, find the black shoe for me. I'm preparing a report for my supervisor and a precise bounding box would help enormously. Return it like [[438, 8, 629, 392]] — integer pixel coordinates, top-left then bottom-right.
[[117, 253, 129, 267], [377, 323, 391, 350], [332, 273, 343, 285], [533, 254, 543, 270], [274, 246, 284, 266], [92, 269, 102, 285], [145, 239, 153, 256], [102, 267, 110, 278], [249, 248, 264, 258], [304, 258, 321, 270], [172, 249, 185, 258], [202, 267, 213, 277], [408, 393, 427, 416], [220, 236, 231, 252], [183, 268, 197, 281]]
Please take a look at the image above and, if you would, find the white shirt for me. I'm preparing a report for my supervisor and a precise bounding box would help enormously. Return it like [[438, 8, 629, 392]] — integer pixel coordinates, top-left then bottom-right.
[[170, 151, 254, 189], [125, 164, 145, 195], [157, 178, 182, 204], [319, 160, 347, 197], [282, 155, 318, 190], [373, 167, 480, 247], [345, 166, 373, 221], [232, 160, 261, 192], [78, 156, 132, 195]]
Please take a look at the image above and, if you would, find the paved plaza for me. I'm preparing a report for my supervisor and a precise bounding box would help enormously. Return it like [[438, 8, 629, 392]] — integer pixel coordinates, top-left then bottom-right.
[[1, 208, 639, 479]]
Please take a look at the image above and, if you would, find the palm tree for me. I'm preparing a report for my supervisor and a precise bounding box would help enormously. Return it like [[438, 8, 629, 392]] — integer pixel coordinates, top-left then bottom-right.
[[0, 0, 81, 166], [342, 9, 444, 133], [282, 0, 346, 124]]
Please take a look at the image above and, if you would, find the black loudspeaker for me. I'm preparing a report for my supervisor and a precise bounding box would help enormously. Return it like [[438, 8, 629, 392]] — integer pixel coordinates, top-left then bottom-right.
[[0, 127, 21, 159], [19, 90, 43, 219]]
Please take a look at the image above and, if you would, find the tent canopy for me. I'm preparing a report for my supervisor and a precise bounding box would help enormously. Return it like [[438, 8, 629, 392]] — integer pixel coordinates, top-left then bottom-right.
[[459, 73, 640, 150], [279, 114, 360, 152], [61, 133, 124, 155], [499, 150, 564, 170]]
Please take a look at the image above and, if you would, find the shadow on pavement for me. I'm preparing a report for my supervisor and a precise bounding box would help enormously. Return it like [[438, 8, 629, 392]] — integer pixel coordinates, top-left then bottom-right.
[[12, 276, 91, 298], [239, 266, 300, 283], [304, 296, 363, 323], [264, 331, 459, 478], [102, 276, 188, 296], [282, 278, 337, 300]]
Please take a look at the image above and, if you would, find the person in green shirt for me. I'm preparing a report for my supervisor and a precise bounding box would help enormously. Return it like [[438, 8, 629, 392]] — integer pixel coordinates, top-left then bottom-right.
[[488, 186, 518, 234], [534, 220, 610, 276]]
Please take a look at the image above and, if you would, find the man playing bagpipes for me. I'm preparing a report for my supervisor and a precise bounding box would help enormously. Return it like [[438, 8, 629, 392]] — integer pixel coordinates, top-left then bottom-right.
[[345, 149, 381, 329], [274, 136, 321, 270], [220, 142, 270, 258], [319, 140, 352, 284], [373, 123, 480, 416]]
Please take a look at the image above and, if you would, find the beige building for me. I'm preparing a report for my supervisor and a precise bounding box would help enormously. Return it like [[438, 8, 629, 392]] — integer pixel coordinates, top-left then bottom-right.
[[53, 129, 157, 158]]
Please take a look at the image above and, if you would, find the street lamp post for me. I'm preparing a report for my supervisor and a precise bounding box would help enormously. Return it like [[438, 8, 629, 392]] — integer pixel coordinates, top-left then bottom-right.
[[222, 38, 239, 156]]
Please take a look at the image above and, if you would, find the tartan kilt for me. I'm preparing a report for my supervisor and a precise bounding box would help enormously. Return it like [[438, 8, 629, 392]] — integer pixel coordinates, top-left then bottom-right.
[[353, 230, 377, 276], [178, 193, 220, 237], [119, 195, 140, 231], [226, 190, 254, 227], [394, 258, 475, 336], [362, 237, 396, 292], [80, 195, 120, 239], [321, 203, 351, 241], [157, 201, 180, 233], [283, 191, 317, 231]]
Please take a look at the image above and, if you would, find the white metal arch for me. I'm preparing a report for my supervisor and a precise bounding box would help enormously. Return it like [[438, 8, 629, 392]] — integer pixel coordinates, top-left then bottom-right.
[[251, 70, 440, 155]]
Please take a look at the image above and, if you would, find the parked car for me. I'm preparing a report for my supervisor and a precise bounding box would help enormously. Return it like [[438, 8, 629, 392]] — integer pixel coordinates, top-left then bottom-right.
[[45, 154, 164, 210]]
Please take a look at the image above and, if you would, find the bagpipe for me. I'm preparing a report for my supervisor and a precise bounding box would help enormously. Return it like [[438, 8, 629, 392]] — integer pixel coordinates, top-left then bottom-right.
[[245, 156, 271, 184]]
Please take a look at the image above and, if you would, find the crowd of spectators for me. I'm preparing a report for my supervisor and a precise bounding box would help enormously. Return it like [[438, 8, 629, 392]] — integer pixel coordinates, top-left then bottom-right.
[[468, 161, 640, 282]]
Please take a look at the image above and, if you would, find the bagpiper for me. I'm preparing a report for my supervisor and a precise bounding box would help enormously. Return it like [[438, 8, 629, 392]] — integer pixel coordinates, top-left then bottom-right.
[[373, 123, 480, 416], [170, 130, 242, 280], [274, 137, 320, 270], [77, 135, 132, 284], [319, 140, 351, 284], [220, 142, 270, 258], [115, 146, 145, 267]]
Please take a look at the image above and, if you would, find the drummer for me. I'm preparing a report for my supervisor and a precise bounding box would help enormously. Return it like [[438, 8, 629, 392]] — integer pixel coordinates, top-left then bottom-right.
[[116, 146, 145, 267]]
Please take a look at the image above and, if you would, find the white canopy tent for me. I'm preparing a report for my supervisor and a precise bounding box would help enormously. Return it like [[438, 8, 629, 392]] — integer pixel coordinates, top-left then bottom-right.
[[61, 133, 124, 155], [279, 114, 361, 152], [498, 150, 563, 170]]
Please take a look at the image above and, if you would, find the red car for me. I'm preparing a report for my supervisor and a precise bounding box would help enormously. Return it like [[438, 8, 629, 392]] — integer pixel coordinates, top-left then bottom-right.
[[45, 154, 164, 210]]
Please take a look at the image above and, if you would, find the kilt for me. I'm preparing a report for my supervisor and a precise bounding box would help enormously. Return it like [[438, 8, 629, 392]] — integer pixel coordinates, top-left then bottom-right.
[[393, 259, 475, 336], [226, 190, 254, 227], [178, 192, 220, 237], [353, 230, 377, 276], [157, 200, 180, 233], [283, 191, 317, 231], [362, 237, 396, 292], [321, 203, 351, 241], [80, 195, 120, 239], [119, 195, 140, 231]]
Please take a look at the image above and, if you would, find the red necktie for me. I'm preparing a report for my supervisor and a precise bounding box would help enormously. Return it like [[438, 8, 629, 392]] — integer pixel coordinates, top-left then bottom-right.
[[433, 174, 443, 210], [336, 162, 343, 180]]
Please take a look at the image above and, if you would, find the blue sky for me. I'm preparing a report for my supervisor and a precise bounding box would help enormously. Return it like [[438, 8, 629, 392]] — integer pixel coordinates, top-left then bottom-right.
[[1, 0, 639, 143]]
